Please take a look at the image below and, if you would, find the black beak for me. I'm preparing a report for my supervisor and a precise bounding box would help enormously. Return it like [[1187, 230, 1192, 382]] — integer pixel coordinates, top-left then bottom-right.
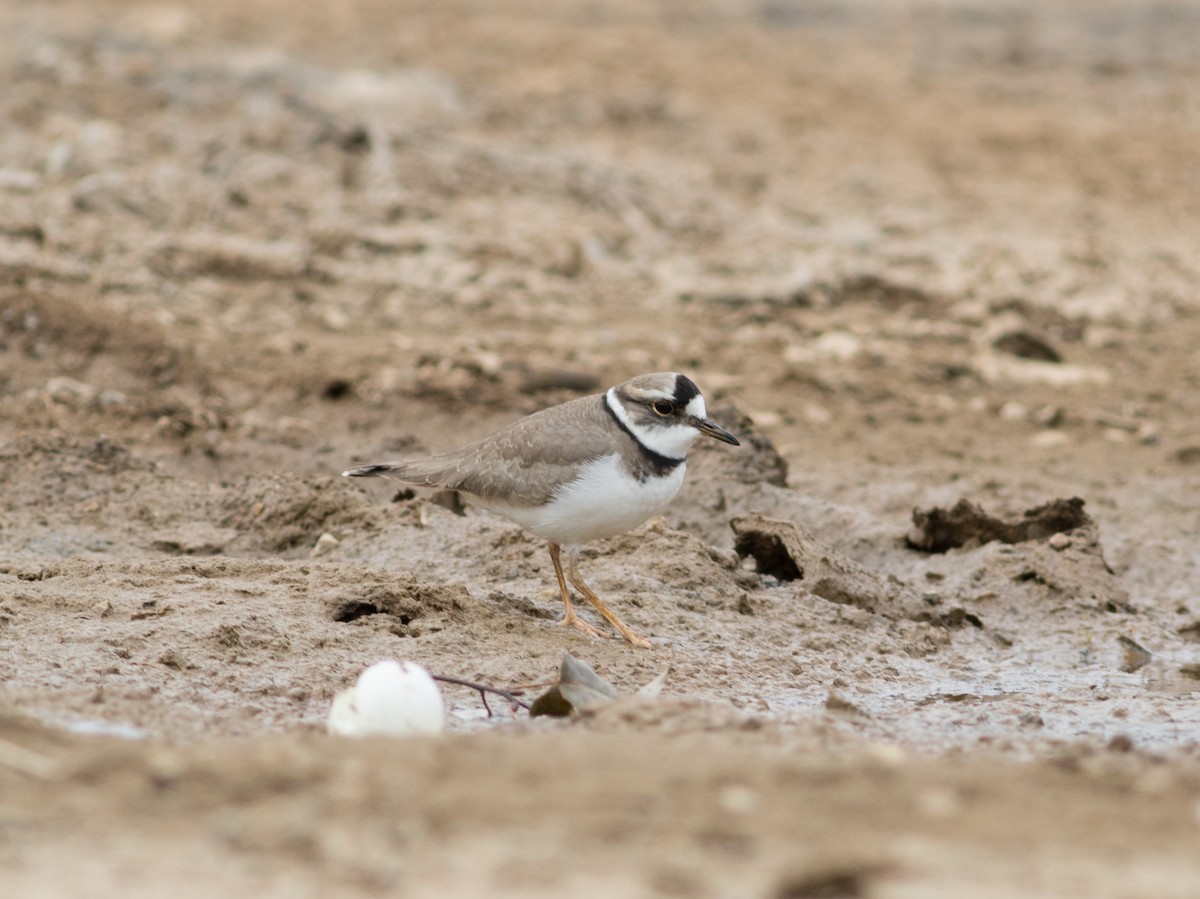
[[694, 418, 740, 446]]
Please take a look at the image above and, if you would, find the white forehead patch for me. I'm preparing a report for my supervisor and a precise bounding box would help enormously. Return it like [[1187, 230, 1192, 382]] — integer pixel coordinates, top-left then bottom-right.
[[684, 395, 707, 419]]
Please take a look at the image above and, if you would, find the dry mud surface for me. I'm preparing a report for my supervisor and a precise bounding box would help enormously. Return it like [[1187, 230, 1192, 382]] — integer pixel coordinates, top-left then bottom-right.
[[3, 1, 1200, 896]]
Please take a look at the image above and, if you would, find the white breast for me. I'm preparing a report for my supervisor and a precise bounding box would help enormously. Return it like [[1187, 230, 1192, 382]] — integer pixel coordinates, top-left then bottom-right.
[[474, 453, 686, 547]]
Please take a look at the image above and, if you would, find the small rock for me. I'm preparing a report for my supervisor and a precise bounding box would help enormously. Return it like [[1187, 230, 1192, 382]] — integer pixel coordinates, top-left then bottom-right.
[[158, 649, 193, 670], [999, 401, 1028, 422], [1031, 430, 1070, 448], [89, 599, 113, 619], [825, 690, 868, 718], [45, 376, 96, 406], [98, 389, 128, 409], [1031, 405, 1063, 427], [993, 330, 1062, 363], [1048, 533, 1072, 551], [311, 532, 340, 558], [321, 307, 349, 331]]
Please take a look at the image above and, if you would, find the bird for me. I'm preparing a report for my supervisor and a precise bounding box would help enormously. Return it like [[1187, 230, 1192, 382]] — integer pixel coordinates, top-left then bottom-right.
[[343, 372, 740, 649]]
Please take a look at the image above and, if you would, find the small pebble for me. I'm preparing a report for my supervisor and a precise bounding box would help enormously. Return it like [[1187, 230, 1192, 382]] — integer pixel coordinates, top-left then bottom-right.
[[90, 599, 113, 618], [45, 376, 96, 405], [999, 401, 1028, 422], [1048, 533, 1072, 551], [310, 532, 340, 558], [1031, 405, 1063, 427], [1031, 430, 1070, 448]]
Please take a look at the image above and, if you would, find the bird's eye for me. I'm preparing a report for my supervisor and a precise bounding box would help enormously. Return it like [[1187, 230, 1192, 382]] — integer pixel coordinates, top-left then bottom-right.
[[652, 401, 675, 416]]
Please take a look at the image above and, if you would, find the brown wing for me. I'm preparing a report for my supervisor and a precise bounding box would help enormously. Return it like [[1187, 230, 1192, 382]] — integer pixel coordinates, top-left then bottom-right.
[[346, 394, 622, 507]]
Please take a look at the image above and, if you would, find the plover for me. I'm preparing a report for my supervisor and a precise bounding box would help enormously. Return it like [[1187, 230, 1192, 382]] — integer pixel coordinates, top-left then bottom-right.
[[343, 372, 739, 648]]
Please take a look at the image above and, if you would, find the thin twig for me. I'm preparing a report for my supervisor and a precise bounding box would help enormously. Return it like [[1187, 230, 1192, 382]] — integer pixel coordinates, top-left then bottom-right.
[[431, 675, 531, 715]]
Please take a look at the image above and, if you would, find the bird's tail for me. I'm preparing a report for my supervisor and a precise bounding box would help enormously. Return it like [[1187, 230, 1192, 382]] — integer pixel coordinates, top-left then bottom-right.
[[342, 462, 451, 490], [342, 463, 409, 479]]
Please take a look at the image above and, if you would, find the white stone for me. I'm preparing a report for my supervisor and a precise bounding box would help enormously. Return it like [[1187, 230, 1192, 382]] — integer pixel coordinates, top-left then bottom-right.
[[310, 532, 340, 558], [327, 660, 445, 737]]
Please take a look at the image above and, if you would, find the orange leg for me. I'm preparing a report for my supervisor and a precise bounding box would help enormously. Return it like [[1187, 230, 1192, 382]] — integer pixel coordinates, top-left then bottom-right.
[[565, 549, 653, 650], [548, 543, 604, 639]]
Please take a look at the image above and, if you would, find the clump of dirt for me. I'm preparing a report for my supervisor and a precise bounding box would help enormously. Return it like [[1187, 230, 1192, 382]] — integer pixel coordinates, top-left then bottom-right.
[[906, 496, 1092, 552]]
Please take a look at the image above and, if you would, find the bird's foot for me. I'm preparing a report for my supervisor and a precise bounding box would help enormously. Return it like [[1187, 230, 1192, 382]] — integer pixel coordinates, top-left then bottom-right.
[[614, 627, 653, 650], [557, 611, 609, 640]]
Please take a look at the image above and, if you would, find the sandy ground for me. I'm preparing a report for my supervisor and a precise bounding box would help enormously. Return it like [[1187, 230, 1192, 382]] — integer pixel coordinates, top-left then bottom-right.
[[2, 0, 1200, 896]]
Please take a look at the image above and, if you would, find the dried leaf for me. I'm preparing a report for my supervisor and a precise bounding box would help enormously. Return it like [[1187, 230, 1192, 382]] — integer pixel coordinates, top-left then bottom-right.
[[558, 653, 619, 701], [636, 670, 669, 698], [530, 653, 635, 717]]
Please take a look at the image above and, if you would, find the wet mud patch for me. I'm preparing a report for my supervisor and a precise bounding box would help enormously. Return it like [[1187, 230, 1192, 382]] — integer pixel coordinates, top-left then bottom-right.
[[3, 0, 1200, 895]]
